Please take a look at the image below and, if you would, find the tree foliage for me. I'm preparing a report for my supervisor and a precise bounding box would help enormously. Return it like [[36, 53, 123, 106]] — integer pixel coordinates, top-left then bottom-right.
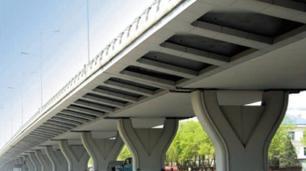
[[269, 125, 301, 168], [116, 120, 300, 169], [166, 120, 214, 163], [117, 145, 132, 160]]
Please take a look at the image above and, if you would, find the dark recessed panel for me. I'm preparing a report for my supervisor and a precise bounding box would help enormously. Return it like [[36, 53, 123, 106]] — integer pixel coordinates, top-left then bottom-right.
[[95, 86, 143, 99], [85, 93, 128, 104], [294, 0, 306, 3], [143, 52, 211, 71], [259, 0, 306, 11], [75, 99, 116, 110], [198, 11, 303, 38], [107, 77, 159, 91], [124, 66, 183, 82], [167, 35, 249, 57]]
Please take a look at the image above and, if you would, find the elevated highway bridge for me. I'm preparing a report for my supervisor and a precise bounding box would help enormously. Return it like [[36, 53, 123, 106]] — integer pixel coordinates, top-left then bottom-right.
[[1, 0, 306, 171]]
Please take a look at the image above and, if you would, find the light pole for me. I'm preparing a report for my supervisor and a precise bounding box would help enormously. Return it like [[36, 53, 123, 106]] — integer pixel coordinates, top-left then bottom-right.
[[86, 0, 91, 63], [21, 29, 59, 112], [7, 86, 24, 127], [7, 87, 16, 135], [39, 30, 60, 110]]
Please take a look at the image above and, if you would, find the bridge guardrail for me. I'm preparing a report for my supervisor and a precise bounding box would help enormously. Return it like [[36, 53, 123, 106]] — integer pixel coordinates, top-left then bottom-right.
[[0, 0, 184, 162]]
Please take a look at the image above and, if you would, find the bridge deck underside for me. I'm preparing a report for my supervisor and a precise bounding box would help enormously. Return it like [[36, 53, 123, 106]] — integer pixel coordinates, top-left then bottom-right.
[[2, 0, 306, 164]]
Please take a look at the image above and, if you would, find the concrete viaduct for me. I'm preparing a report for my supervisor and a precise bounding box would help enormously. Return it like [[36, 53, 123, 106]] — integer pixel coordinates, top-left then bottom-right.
[[1, 0, 306, 171]]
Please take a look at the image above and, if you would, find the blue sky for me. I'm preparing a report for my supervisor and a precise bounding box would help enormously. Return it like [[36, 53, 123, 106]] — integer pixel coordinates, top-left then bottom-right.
[[0, 0, 154, 147], [0, 0, 305, 148]]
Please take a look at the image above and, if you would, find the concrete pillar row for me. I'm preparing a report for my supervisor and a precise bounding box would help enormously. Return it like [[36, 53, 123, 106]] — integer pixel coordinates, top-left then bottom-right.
[[59, 140, 89, 171], [191, 90, 289, 171], [81, 132, 124, 171], [117, 119, 178, 171], [3, 161, 14, 171], [4, 163, 11, 171], [44, 146, 68, 171], [16, 157, 27, 171], [24, 155, 35, 171], [35, 150, 52, 171], [28, 152, 41, 171]]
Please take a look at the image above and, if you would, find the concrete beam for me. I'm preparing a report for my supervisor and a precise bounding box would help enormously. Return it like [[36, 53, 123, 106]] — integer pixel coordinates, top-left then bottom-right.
[[191, 21, 272, 49], [104, 80, 155, 97], [158, 43, 228, 66], [119, 70, 176, 89], [60, 110, 96, 120], [73, 100, 115, 113], [66, 106, 104, 117], [90, 88, 138, 103], [135, 58, 197, 79], [80, 94, 126, 108]]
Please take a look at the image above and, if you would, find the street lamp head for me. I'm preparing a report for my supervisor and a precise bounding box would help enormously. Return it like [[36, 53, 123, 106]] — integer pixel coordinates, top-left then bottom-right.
[[20, 52, 30, 56], [7, 86, 15, 90], [53, 29, 60, 33]]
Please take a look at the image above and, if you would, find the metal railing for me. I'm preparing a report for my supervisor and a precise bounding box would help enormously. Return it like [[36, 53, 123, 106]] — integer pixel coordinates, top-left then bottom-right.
[[0, 0, 184, 163]]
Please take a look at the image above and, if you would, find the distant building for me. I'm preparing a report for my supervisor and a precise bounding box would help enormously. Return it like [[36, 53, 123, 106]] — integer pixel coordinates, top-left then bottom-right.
[[284, 116, 306, 170], [288, 125, 306, 160]]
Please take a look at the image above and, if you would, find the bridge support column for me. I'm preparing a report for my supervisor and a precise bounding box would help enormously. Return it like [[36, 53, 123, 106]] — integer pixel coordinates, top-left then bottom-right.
[[59, 140, 89, 171], [3, 162, 13, 171], [191, 90, 288, 171], [17, 157, 27, 171], [24, 155, 35, 171], [35, 150, 52, 171], [117, 119, 178, 171], [81, 132, 123, 171], [44, 146, 68, 171], [28, 152, 42, 171]]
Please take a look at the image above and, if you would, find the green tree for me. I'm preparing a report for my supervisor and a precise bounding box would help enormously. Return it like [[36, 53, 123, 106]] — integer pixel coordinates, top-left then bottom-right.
[[117, 145, 132, 160], [118, 120, 300, 169], [269, 125, 301, 168], [302, 129, 306, 146], [166, 120, 214, 163]]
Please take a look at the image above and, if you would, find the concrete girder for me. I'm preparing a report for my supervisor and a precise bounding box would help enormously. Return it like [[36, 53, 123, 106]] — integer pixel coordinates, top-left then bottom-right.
[[191, 90, 288, 171], [81, 132, 123, 171], [135, 58, 197, 79], [90, 88, 138, 103], [190, 21, 272, 49], [60, 110, 96, 120], [66, 106, 104, 117], [73, 100, 115, 113], [160, 42, 230, 66], [80, 94, 126, 108], [117, 119, 178, 171], [103, 80, 155, 97]]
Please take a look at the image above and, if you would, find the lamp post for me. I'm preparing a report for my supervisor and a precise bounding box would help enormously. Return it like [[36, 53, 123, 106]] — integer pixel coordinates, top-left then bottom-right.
[[39, 29, 60, 110], [7, 87, 17, 136], [7, 86, 24, 127], [21, 29, 60, 113], [86, 0, 91, 63]]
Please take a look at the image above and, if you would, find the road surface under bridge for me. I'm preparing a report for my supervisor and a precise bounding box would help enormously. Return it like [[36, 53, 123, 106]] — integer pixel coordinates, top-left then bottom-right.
[[1, 0, 306, 171]]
